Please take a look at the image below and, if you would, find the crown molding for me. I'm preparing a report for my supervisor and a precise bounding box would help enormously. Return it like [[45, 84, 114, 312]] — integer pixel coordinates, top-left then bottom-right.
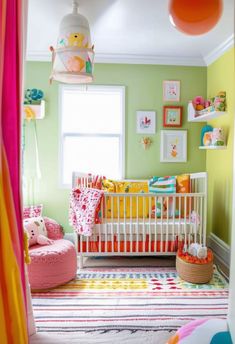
[[26, 50, 206, 66], [204, 34, 234, 66], [27, 34, 234, 67], [94, 53, 206, 66]]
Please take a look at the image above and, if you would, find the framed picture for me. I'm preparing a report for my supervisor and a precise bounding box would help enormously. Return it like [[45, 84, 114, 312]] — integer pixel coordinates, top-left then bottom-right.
[[160, 130, 187, 162], [163, 80, 180, 102], [163, 106, 183, 127], [136, 111, 156, 134]]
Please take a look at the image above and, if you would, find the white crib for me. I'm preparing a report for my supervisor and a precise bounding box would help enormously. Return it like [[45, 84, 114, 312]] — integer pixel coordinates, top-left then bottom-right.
[[72, 172, 207, 268]]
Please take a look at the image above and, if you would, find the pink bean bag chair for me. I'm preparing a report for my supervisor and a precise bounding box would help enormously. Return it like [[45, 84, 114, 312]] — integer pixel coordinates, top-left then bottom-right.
[[26, 217, 77, 290]]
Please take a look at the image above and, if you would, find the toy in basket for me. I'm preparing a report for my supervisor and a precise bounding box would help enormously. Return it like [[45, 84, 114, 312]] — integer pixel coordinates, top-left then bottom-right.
[[176, 242, 214, 284]]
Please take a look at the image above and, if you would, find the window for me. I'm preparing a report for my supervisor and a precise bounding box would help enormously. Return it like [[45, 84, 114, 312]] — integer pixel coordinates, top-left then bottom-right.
[[60, 85, 125, 186]]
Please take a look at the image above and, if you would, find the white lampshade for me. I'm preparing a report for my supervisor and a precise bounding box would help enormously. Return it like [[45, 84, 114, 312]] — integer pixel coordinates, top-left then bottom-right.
[[50, 1, 94, 84]]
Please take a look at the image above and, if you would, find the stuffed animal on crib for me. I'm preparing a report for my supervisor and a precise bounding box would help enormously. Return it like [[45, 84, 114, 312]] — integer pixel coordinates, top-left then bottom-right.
[[188, 243, 207, 259], [23, 216, 54, 247]]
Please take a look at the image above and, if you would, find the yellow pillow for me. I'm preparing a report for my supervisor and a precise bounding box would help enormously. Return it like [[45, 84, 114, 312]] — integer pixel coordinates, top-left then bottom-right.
[[102, 180, 149, 218], [176, 174, 191, 217]]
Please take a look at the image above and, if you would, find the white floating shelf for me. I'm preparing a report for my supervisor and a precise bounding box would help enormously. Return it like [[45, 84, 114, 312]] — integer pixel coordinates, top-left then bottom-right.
[[199, 145, 227, 150], [188, 110, 227, 122], [23, 100, 45, 120]]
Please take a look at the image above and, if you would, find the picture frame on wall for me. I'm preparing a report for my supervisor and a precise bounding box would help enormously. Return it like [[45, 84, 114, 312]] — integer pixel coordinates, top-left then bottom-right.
[[163, 106, 183, 127], [136, 111, 156, 134], [163, 80, 180, 102], [160, 130, 187, 163]]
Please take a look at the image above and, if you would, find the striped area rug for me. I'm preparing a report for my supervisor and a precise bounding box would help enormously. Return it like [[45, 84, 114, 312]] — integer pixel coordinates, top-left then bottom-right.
[[31, 266, 228, 339]]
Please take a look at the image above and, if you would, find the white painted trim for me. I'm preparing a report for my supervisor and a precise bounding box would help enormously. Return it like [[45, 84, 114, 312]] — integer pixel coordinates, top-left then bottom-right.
[[204, 34, 234, 66], [26, 50, 206, 66], [208, 233, 230, 269], [94, 54, 206, 66], [228, 95, 235, 342], [26, 33, 234, 67]]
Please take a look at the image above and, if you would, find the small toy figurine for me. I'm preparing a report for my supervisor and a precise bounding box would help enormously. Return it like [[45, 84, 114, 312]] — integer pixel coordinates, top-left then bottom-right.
[[188, 243, 207, 259]]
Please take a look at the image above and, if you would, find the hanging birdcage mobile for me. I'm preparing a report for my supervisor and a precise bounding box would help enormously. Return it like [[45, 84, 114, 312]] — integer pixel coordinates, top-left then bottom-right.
[[50, 0, 94, 84]]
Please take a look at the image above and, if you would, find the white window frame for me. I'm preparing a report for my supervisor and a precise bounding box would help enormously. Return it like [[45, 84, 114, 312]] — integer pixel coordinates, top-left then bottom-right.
[[59, 84, 125, 188]]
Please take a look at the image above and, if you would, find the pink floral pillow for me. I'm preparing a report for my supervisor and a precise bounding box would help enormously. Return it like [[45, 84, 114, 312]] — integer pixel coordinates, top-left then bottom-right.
[[23, 204, 43, 219], [44, 217, 64, 240]]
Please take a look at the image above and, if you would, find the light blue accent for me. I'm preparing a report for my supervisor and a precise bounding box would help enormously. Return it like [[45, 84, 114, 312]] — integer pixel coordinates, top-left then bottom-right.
[[210, 331, 233, 344]]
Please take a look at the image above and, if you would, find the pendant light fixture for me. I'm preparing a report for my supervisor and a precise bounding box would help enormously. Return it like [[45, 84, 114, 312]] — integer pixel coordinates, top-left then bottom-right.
[[169, 0, 223, 36], [50, 0, 94, 84]]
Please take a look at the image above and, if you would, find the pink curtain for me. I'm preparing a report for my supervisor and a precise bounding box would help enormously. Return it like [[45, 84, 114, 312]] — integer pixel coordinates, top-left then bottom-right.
[[0, 0, 28, 342]]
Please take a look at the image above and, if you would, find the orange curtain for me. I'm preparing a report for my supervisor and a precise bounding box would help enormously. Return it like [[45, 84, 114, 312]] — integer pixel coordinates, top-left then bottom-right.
[[0, 0, 28, 342]]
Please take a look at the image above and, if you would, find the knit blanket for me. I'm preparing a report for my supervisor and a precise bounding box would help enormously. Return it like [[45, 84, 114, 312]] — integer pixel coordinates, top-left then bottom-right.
[[69, 187, 104, 236]]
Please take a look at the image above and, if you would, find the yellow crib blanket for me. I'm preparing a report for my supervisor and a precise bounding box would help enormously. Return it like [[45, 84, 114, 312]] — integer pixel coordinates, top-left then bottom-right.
[[102, 180, 149, 218]]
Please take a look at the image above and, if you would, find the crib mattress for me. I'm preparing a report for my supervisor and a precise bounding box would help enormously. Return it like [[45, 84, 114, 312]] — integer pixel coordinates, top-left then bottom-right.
[[91, 219, 199, 235]]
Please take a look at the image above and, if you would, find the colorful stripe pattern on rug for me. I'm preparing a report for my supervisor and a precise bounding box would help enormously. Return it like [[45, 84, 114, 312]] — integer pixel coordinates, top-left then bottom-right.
[[31, 266, 228, 335]]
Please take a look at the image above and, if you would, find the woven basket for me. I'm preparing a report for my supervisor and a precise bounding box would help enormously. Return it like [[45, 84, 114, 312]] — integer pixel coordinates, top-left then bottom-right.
[[176, 254, 213, 284]]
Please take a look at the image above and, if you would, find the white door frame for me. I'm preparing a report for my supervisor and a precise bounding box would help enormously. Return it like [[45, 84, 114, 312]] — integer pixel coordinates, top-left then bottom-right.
[[228, 108, 235, 341]]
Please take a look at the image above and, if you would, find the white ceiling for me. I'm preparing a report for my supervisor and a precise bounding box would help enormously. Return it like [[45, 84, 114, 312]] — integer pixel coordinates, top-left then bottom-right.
[[27, 0, 234, 66]]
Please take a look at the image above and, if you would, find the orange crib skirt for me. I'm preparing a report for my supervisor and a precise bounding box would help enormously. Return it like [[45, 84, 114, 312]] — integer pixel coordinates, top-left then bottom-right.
[[78, 237, 178, 253]]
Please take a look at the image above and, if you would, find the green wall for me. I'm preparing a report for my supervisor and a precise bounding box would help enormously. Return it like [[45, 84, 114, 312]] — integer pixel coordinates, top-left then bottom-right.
[[206, 48, 235, 245], [24, 62, 206, 232]]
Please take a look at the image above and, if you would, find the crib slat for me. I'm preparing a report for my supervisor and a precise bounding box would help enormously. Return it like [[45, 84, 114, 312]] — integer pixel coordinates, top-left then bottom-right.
[[196, 194, 199, 244], [200, 196, 203, 245], [202, 196, 206, 246], [105, 196, 108, 252], [166, 196, 169, 253], [172, 196, 175, 252], [143, 197, 145, 253], [160, 197, 163, 252], [118, 196, 120, 253], [124, 197, 127, 253], [111, 196, 114, 252], [86, 235, 89, 253], [130, 196, 133, 253], [148, 196, 151, 253], [184, 195, 187, 251], [189, 195, 192, 246], [178, 195, 181, 246], [137, 196, 139, 252], [99, 201, 103, 253], [154, 196, 157, 253], [80, 234, 83, 254]]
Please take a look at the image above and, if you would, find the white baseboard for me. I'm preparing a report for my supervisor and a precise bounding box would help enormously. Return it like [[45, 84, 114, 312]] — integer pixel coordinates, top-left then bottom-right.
[[208, 233, 230, 270]]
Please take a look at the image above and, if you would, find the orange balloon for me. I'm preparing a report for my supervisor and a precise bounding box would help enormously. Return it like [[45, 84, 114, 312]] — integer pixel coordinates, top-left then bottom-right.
[[169, 0, 223, 35]]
